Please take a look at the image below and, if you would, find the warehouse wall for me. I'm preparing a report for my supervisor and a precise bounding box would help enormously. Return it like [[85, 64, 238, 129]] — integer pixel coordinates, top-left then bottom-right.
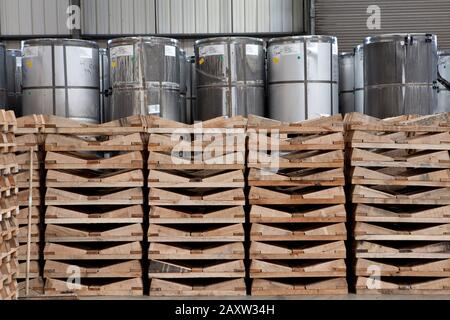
[[315, 0, 450, 52]]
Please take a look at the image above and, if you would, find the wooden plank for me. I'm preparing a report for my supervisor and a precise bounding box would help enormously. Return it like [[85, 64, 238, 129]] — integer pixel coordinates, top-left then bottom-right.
[[355, 241, 450, 259], [150, 206, 245, 224], [249, 186, 345, 205], [251, 278, 348, 296], [148, 151, 245, 169], [355, 258, 450, 277], [44, 260, 142, 278], [45, 133, 143, 152], [149, 278, 246, 297], [46, 169, 144, 188], [45, 205, 144, 224], [248, 168, 344, 186], [45, 278, 143, 296], [148, 260, 245, 278], [250, 223, 347, 241], [250, 241, 346, 260], [149, 169, 244, 188], [13, 170, 40, 188], [250, 205, 346, 223], [354, 204, 450, 223], [45, 188, 143, 205], [354, 222, 450, 241], [356, 276, 450, 294], [44, 242, 142, 260], [148, 224, 244, 242], [45, 224, 143, 242], [247, 114, 343, 132], [149, 188, 245, 206], [149, 242, 245, 260], [250, 259, 346, 278]]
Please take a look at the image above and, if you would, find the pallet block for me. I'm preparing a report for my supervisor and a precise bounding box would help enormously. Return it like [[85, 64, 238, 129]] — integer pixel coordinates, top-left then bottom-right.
[[44, 260, 142, 278], [149, 242, 245, 260], [0, 110, 17, 133], [251, 223, 347, 241], [46, 169, 144, 188], [250, 259, 346, 278], [148, 224, 245, 242], [150, 206, 245, 224], [45, 224, 143, 242], [0, 154, 18, 175], [149, 169, 244, 188], [45, 278, 143, 296], [250, 241, 346, 260], [354, 222, 450, 241], [0, 239, 18, 260], [250, 205, 346, 223], [355, 258, 450, 277], [45, 151, 144, 170], [355, 241, 450, 259], [149, 278, 246, 297], [45, 188, 143, 205], [354, 204, 450, 223], [249, 186, 345, 205], [44, 242, 142, 260], [148, 260, 245, 278], [149, 188, 245, 206], [251, 278, 348, 296], [356, 276, 450, 294], [45, 205, 144, 224]]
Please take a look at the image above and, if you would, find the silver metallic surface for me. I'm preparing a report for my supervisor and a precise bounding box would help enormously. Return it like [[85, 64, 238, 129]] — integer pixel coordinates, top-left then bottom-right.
[[438, 50, 450, 113], [195, 37, 265, 120], [339, 52, 354, 114], [268, 35, 339, 122], [99, 48, 110, 123], [364, 34, 438, 118], [0, 43, 6, 108], [354, 44, 364, 113], [108, 37, 181, 121], [22, 39, 100, 123], [6, 49, 22, 116], [179, 50, 187, 123], [186, 56, 197, 124]]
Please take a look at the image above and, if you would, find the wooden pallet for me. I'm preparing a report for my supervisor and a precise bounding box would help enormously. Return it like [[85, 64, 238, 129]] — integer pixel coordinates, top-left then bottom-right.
[[1, 218, 18, 241], [149, 278, 246, 297], [249, 186, 345, 205], [17, 260, 39, 279], [45, 224, 143, 242], [17, 224, 39, 243], [17, 188, 40, 207], [251, 278, 348, 296], [248, 167, 344, 186], [148, 260, 245, 278], [250, 241, 346, 260], [250, 223, 347, 241], [44, 260, 142, 278], [18, 243, 39, 261], [149, 242, 245, 260], [45, 205, 144, 224], [250, 205, 346, 223], [45, 278, 143, 296], [0, 154, 18, 175], [45, 151, 144, 170], [148, 224, 244, 242], [148, 151, 245, 170], [44, 242, 142, 260], [13, 170, 40, 188], [0, 110, 17, 133], [0, 239, 18, 260], [0, 133, 16, 153], [149, 169, 244, 188], [250, 259, 346, 278], [354, 204, 450, 223], [355, 276, 450, 294], [249, 150, 344, 169], [355, 241, 450, 259], [354, 222, 450, 241], [46, 169, 144, 188], [45, 188, 143, 205], [149, 188, 245, 206], [355, 258, 450, 277], [150, 206, 245, 224]]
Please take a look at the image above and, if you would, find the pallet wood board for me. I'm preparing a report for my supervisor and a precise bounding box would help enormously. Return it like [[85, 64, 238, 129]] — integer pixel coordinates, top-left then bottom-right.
[[17, 260, 39, 279], [354, 204, 450, 223], [149, 188, 245, 206], [148, 151, 245, 170], [149, 242, 245, 260], [46, 169, 144, 188], [150, 206, 245, 224], [355, 258, 450, 277], [44, 242, 142, 260], [44, 260, 142, 278], [45, 205, 144, 224], [251, 278, 348, 296], [45, 188, 143, 205], [355, 241, 450, 259], [250, 205, 346, 223], [149, 169, 244, 188], [45, 224, 143, 242], [148, 224, 245, 242], [45, 278, 143, 296], [148, 260, 245, 278], [45, 151, 144, 170], [13, 170, 40, 188], [250, 223, 347, 241], [248, 168, 344, 186], [250, 259, 346, 278], [248, 150, 344, 169], [355, 276, 450, 294], [249, 186, 345, 205], [354, 222, 450, 241], [250, 241, 346, 259], [149, 278, 246, 297]]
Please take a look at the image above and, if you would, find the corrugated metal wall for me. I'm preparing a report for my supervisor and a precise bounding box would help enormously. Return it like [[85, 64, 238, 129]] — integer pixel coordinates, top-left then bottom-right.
[[315, 0, 450, 52], [0, 0, 70, 35]]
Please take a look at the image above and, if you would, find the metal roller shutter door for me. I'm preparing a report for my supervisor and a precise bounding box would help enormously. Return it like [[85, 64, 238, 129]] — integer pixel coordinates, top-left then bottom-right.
[[315, 0, 450, 52]]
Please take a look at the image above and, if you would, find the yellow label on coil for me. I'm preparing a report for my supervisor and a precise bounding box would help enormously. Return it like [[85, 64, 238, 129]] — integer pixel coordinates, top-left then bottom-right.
[[25, 60, 33, 69], [111, 60, 118, 69], [273, 56, 280, 65], [199, 57, 205, 65]]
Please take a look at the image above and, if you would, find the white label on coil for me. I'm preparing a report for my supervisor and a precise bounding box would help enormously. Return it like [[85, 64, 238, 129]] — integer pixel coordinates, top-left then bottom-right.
[[16, 57, 22, 67], [199, 44, 225, 57], [79, 47, 92, 59], [246, 44, 259, 56], [23, 46, 39, 58], [165, 45, 176, 57], [148, 104, 161, 115], [110, 45, 134, 58], [271, 43, 301, 56]]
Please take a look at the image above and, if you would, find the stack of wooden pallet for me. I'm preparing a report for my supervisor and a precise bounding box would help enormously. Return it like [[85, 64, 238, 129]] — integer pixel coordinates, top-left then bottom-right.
[[15, 115, 45, 296], [347, 113, 450, 294], [43, 116, 145, 297], [147, 116, 247, 296], [0, 110, 19, 300], [247, 115, 348, 296]]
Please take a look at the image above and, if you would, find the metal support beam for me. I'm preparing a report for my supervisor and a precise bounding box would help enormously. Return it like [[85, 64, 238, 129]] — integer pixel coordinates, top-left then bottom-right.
[[69, 0, 81, 39]]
